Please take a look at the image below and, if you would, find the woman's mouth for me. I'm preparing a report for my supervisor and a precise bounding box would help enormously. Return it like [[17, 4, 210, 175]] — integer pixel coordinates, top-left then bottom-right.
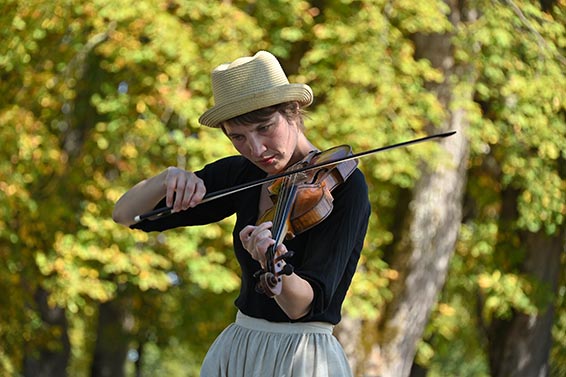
[[258, 156, 276, 166]]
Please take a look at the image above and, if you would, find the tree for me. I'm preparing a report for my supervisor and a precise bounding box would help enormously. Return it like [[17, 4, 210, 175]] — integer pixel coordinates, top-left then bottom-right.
[[466, 1, 566, 375], [422, 1, 566, 376], [1, 1, 257, 375], [364, 1, 473, 375], [1, 0, 565, 376]]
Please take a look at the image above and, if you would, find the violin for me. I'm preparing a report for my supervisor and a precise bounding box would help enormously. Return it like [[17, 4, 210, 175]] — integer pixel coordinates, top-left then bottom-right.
[[132, 131, 457, 296], [253, 145, 358, 297]]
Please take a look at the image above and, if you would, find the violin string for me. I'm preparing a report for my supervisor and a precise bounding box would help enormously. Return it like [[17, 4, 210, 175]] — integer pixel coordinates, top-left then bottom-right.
[[273, 176, 291, 243], [266, 176, 287, 264], [267, 173, 298, 266]]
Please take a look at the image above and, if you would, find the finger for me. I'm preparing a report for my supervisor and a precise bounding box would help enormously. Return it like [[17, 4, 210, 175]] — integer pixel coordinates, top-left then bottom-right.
[[256, 220, 273, 229], [240, 225, 256, 242], [251, 221, 273, 238], [254, 238, 275, 263], [275, 243, 288, 258], [275, 243, 287, 254], [166, 175, 180, 208], [173, 174, 188, 212], [181, 181, 197, 210], [189, 178, 206, 207], [255, 238, 275, 254], [179, 174, 205, 210]]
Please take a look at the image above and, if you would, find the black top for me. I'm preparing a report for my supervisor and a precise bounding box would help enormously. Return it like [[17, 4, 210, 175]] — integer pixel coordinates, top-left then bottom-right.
[[131, 156, 370, 325]]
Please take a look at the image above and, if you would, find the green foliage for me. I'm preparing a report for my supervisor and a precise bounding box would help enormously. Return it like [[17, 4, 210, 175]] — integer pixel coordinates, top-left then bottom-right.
[[464, 0, 565, 358], [0, 0, 257, 373], [408, 0, 566, 375], [468, 1, 566, 236], [1, 0, 565, 375]]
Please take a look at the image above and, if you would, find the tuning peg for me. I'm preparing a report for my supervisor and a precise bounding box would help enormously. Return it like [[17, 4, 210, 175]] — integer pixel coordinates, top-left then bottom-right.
[[281, 263, 294, 276], [276, 250, 294, 262]]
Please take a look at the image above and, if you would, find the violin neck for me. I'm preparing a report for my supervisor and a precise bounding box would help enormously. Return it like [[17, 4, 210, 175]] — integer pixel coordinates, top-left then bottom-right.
[[267, 178, 297, 258], [255, 177, 299, 298]]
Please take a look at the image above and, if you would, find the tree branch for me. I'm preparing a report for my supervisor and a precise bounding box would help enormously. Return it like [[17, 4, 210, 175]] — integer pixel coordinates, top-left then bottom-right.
[[504, 0, 566, 67]]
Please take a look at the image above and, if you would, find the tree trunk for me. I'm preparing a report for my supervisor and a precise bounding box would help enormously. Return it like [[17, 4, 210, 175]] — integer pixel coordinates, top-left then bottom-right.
[[22, 288, 70, 377], [90, 300, 133, 377], [487, 229, 564, 377], [335, 316, 364, 375], [370, 1, 474, 376], [376, 114, 469, 377]]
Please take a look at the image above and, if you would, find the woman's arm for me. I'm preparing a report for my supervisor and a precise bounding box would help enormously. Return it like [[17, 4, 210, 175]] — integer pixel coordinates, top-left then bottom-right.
[[274, 257, 314, 319], [112, 167, 206, 226], [239, 223, 314, 320]]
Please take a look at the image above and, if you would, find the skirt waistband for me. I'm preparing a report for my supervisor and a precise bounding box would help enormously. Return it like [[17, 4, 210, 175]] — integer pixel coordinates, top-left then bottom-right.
[[235, 311, 334, 335]]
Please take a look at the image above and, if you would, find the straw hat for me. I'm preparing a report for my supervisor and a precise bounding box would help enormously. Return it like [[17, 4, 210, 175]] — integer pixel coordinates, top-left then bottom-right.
[[199, 51, 314, 127]]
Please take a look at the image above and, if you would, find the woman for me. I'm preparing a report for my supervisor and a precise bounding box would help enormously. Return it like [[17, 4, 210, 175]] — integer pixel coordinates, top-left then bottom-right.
[[112, 51, 371, 376]]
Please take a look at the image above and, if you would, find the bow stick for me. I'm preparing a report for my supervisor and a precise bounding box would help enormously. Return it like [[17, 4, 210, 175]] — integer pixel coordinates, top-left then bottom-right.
[[133, 130, 457, 222]]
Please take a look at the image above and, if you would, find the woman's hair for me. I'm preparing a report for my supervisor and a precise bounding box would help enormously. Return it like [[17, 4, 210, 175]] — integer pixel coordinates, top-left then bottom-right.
[[221, 101, 306, 131]]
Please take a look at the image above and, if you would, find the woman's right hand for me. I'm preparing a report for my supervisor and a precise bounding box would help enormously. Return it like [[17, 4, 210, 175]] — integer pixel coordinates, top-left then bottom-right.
[[112, 166, 206, 226], [164, 167, 206, 213]]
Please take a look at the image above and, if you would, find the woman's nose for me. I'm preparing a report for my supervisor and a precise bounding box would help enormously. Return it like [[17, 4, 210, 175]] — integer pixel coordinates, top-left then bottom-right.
[[247, 136, 266, 157]]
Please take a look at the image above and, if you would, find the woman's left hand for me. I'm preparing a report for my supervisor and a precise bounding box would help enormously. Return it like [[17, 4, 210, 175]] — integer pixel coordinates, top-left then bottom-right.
[[240, 221, 312, 317], [239, 221, 280, 266]]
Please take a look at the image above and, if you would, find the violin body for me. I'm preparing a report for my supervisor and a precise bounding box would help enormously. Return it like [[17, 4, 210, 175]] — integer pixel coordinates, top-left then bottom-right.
[[257, 145, 358, 237]]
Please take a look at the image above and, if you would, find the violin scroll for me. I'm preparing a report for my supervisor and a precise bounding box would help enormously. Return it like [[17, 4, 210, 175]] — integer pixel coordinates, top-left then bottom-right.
[[254, 250, 295, 297]]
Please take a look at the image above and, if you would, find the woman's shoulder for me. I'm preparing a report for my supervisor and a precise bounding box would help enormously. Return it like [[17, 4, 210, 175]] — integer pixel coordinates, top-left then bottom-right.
[[341, 168, 368, 194], [331, 167, 370, 209]]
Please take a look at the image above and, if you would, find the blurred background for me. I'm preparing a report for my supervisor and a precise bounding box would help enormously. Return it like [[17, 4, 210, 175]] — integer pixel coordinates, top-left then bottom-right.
[[1, 0, 565, 376]]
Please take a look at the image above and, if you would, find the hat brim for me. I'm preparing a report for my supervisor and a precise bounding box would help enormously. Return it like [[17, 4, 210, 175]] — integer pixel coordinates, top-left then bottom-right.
[[199, 84, 313, 128]]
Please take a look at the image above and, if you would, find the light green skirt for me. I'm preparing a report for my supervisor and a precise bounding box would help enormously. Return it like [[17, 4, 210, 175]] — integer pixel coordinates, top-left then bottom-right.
[[200, 311, 352, 377]]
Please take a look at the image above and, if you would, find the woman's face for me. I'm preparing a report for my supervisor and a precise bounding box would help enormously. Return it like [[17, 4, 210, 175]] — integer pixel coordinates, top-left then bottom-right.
[[223, 112, 301, 175]]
